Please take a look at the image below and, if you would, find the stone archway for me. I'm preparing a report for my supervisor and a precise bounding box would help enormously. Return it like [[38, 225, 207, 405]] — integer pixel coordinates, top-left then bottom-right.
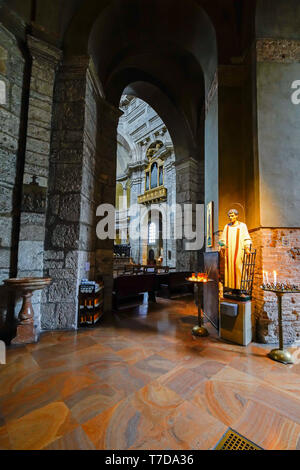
[[41, 0, 218, 331]]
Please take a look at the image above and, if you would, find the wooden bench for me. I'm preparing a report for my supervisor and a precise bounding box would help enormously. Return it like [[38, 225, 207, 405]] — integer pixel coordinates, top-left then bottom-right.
[[159, 271, 194, 298], [113, 274, 156, 309]]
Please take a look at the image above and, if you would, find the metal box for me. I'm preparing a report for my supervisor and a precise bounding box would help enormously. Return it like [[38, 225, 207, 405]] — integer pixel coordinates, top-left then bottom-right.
[[219, 299, 252, 346]]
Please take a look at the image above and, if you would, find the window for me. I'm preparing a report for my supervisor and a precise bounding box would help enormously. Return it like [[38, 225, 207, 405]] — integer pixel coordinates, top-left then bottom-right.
[[148, 222, 156, 244], [159, 166, 163, 186], [151, 162, 158, 189]]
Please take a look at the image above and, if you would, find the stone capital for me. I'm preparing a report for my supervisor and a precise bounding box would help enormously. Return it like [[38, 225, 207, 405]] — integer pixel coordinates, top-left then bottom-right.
[[27, 35, 62, 67]]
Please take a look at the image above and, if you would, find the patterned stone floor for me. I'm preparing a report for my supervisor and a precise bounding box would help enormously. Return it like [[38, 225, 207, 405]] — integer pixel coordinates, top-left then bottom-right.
[[1, 294, 300, 450]]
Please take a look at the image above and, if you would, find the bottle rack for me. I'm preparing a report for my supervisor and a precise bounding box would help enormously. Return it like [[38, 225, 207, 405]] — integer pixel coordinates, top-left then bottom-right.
[[78, 282, 104, 327]]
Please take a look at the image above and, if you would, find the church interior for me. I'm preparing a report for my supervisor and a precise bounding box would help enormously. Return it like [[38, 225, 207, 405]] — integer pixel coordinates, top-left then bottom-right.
[[0, 0, 300, 451]]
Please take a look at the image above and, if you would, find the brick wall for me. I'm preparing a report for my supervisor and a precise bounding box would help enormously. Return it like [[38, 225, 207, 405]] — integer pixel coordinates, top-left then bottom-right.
[[251, 228, 300, 343]]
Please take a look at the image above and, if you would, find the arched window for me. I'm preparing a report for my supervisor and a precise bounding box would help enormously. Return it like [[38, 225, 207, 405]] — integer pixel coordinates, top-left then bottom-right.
[[151, 162, 158, 189], [148, 222, 156, 244]]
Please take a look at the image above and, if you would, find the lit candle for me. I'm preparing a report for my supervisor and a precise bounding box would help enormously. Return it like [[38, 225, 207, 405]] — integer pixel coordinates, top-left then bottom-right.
[[263, 271, 265, 284], [266, 272, 269, 284], [273, 271, 277, 286]]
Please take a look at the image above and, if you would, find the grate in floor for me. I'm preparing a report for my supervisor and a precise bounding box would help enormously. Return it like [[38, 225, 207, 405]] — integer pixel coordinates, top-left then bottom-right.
[[214, 428, 263, 450]]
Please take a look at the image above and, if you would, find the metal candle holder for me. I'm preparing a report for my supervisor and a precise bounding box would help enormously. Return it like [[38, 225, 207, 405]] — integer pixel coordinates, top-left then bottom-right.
[[260, 284, 300, 365], [187, 275, 213, 337]]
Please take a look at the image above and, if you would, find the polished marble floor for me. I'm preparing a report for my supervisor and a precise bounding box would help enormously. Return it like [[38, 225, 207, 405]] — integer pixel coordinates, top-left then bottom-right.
[[1, 294, 300, 450]]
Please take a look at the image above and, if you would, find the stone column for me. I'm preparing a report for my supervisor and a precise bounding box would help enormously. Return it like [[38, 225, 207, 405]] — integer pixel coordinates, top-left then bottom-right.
[[42, 56, 98, 329], [176, 158, 201, 271], [43, 56, 121, 328], [129, 170, 143, 264], [16, 35, 62, 341], [0, 24, 26, 342], [95, 98, 122, 312]]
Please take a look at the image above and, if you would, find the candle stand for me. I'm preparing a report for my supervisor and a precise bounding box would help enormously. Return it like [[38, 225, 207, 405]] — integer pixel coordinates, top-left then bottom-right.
[[187, 276, 214, 337], [260, 286, 300, 365]]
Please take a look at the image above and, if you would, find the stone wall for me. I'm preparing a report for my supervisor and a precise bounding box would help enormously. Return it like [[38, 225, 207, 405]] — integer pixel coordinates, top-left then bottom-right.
[[256, 39, 300, 227], [0, 24, 25, 331], [251, 228, 300, 343], [15, 35, 62, 337], [42, 56, 120, 329], [253, 7, 300, 343], [176, 158, 201, 272]]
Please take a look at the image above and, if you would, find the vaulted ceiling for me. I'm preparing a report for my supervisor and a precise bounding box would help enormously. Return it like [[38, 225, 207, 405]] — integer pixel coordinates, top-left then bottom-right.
[[2, 0, 257, 64]]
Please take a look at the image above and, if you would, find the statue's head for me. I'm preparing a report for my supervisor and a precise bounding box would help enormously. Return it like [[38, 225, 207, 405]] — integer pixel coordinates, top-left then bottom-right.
[[228, 209, 238, 224]]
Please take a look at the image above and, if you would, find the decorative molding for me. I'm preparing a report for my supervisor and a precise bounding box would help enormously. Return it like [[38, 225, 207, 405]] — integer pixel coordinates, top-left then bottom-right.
[[138, 187, 167, 205], [27, 35, 62, 67], [257, 38, 300, 63], [128, 109, 145, 124], [130, 123, 147, 137]]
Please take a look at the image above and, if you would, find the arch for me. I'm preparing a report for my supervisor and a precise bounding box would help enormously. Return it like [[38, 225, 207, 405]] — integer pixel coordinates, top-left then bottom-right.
[[123, 80, 198, 163], [63, 0, 217, 271], [64, 0, 217, 94]]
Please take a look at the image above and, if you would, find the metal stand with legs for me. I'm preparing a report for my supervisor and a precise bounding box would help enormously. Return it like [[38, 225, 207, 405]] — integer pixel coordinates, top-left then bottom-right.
[[187, 279, 214, 337], [261, 287, 300, 365]]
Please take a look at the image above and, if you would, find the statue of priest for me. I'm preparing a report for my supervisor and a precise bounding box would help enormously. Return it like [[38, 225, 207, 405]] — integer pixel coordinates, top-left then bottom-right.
[[219, 209, 252, 291]]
